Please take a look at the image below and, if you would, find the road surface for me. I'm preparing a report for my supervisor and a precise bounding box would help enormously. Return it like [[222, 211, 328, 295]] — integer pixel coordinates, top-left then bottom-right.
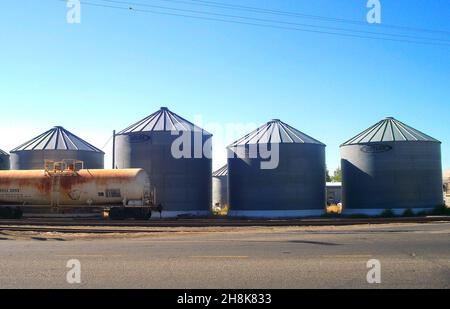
[[0, 222, 449, 288]]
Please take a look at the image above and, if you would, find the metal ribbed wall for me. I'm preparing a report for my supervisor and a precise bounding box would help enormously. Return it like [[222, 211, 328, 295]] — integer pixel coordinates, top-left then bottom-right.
[[0, 149, 10, 170], [227, 119, 326, 218], [10, 126, 104, 170], [341, 117, 443, 215], [114, 107, 212, 218], [212, 164, 228, 209]]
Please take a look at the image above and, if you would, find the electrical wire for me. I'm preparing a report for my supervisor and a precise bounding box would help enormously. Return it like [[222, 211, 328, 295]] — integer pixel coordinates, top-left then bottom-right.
[[58, 0, 450, 46], [95, 0, 450, 43], [184, 0, 450, 36], [101, 135, 113, 150]]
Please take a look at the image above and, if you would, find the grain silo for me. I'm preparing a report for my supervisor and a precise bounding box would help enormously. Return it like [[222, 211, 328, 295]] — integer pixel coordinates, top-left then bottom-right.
[[114, 107, 212, 218], [0, 149, 10, 170], [10, 126, 104, 170], [212, 164, 228, 210], [227, 119, 326, 218], [341, 117, 443, 215]]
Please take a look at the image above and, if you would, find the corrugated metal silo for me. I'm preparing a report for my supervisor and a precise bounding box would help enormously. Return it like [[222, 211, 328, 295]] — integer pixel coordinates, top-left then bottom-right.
[[10, 126, 104, 170], [212, 164, 228, 210], [227, 119, 326, 218], [115, 107, 212, 218], [341, 117, 443, 215], [0, 149, 10, 170]]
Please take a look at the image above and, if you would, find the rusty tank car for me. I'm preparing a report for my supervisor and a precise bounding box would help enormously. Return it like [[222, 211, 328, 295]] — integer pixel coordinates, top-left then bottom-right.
[[0, 160, 156, 219]]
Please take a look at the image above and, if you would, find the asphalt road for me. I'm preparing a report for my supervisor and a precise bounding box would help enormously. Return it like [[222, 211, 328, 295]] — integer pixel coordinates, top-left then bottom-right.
[[0, 222, 449, 288]]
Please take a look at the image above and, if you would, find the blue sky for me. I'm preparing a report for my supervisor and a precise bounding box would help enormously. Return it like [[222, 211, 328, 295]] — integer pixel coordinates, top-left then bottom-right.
[[0, 0, 449, 171]]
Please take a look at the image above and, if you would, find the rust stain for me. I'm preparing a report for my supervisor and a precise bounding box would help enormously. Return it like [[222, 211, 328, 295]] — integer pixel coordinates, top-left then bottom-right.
[[0, 169, 147, 204], [0, 171, 52, 194]]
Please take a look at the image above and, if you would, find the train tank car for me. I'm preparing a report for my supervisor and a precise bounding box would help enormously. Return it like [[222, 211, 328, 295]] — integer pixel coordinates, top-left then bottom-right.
[[0, 160, 155, 219]]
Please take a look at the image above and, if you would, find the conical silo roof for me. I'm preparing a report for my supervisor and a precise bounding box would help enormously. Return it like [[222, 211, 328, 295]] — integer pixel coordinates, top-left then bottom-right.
[[341, 117, 440, 146], [213, 164, 228, 177], [228, 119, 324, 147], [118, 107, 212, 135], [11, 126, 104, 153], [0, 149, 9, 156]]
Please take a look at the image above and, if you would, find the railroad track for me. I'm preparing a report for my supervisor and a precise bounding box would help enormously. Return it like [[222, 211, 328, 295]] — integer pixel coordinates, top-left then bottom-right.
[[0, 226, 180, 234], [0, 216, 449, 233]]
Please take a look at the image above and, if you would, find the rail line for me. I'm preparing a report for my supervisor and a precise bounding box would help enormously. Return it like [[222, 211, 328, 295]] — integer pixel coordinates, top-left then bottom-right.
[[0, 226, 180, 234], [0, 216, 449, 234]]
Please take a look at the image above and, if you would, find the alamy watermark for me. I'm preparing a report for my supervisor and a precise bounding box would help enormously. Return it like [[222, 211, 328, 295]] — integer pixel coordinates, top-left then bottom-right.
[[65, 1, 380, 26], [64, 258, 381, 285], [169, 116, 280, 170], [366, 259, 381, 284], [66, 259, 81, 284], [367, 0, 381, 24], [67, 0, 81, 24]]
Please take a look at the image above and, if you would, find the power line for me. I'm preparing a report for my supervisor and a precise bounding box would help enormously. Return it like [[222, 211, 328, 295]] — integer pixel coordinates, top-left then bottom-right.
[[58, 0, 450, 47], [96, 0, 450, 43], [101, 135, 113, 150], [183, 0, 450, 36]]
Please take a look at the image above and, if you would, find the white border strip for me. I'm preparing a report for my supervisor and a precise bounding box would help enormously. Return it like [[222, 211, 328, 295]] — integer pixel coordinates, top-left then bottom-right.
[[228, 209, 325, 218]]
